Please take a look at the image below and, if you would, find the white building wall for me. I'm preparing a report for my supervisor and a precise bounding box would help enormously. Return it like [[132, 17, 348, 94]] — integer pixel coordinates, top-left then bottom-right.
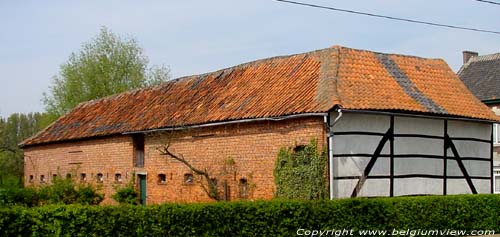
[[330, 112, 492, 198]]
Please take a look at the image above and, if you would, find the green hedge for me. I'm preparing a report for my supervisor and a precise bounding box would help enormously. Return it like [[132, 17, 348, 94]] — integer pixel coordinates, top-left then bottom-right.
[[0, 194, 499, 236]]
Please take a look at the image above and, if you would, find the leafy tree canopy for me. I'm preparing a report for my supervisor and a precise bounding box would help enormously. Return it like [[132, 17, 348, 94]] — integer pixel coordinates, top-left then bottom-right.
[[43, 26, 170, 119], [0, 112, 48, 187]]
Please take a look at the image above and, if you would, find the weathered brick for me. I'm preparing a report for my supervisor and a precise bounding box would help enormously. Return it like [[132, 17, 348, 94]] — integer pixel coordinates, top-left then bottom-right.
[[24, 117, 325, 204]]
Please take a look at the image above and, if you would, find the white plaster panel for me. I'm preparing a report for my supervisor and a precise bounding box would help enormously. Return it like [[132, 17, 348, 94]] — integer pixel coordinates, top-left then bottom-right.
[[463, 160, 491, 177], [449, 140, 490, 158], [333, 157, 389, 177], [447, 179, 472, 194], [333, 157, 367, 177], [394, 178, 442, 196], [358, 179, 390, 197], [472, 179, 491, 194], [394, 158, 443, 176], [331, 113, 390, 133], [394, 137, 443, 156], [394, 116, 443, 136], [371, 158, 390, 176], [446, 160, 490, 177], [333, 179, 358, 198], [447, 120, 491, 140], [332, 135, 390, 155], [446, 160, 462, 176]]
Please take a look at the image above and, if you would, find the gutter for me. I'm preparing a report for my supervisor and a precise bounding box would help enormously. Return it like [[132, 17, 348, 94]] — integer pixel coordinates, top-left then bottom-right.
[[340, 109, 497, 123], [483, 98, 500, 105], [123, 112, 329, 134], [325, 107, 343, 200]]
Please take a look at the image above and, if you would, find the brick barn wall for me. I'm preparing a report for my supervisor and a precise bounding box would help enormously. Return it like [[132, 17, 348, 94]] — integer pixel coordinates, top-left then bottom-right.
[[23, 116, 326, 204], [23, 135, 134, 205], [144, 117, 326, 204]]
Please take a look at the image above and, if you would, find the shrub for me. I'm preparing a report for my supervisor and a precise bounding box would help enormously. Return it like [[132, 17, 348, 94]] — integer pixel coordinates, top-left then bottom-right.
[[0, 194, 499, 236], [0, 177, 103, 206], [0, 187, 39, 207], [274, 139, 328, 200], [112, 185, 139, 205]]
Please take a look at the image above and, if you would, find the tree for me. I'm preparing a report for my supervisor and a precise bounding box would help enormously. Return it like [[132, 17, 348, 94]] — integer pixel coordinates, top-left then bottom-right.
[[43, 26, 170, 118], [0, 112, 47, 187], [157, 142, 222, 201]]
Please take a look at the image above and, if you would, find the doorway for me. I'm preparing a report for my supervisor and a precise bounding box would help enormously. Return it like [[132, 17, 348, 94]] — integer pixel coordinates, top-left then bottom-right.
[[138, 174, 147, 205]]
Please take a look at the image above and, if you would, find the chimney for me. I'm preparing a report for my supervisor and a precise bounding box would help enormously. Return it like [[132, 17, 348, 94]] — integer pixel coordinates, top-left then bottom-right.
[[462, 50, 478, 64]]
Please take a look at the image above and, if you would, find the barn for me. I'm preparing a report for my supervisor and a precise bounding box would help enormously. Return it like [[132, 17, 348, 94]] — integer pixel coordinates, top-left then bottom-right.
[[21, 46, 498, 204]]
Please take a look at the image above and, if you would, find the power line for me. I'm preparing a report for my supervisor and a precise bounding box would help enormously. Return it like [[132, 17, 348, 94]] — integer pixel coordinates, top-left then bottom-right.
[[274, 0, 500, 35], [473, 0, 500, 6]]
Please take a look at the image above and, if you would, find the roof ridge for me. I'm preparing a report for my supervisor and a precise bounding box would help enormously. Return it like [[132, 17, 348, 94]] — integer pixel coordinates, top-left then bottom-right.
[[331, 45, 444, 61], [457, 52, 500, 76], [469, 52, 500, 62]]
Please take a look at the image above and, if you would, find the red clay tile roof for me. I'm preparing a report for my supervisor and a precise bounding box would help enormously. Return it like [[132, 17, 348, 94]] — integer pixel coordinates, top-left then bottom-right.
[[21, 46, 498, 146]]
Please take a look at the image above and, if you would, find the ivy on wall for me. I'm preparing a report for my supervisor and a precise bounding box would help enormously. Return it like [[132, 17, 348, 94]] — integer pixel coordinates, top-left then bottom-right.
[[274, 139, 328, 200]]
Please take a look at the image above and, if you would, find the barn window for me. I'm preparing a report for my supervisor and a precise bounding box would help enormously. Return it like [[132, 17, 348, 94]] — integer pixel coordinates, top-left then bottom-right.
[[96, 173, 104, 183], [28, 175, 34, 183], [115, 173, 122, 183], [239, 178, 248, 198], [494, 124, 499, 145], [40, 175, 45, 183], [80, 173, 87, 182], [293, 145, 306, 153], [184, 173, 194, 184], [133, 134, 145, 167], [158, 174, 167, 184], [494, 169, 500, 194], [66, 173, 72, 179], [52, 174, 57, 182]]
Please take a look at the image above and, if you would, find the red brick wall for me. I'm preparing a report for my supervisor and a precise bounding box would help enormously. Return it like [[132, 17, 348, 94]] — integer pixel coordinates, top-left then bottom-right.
[[23, 135, 134, 205], [23, 117, 326, 204]]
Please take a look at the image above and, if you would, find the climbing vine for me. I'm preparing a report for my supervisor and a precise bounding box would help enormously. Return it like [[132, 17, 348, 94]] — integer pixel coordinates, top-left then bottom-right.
[[274, 139, 328, 200]]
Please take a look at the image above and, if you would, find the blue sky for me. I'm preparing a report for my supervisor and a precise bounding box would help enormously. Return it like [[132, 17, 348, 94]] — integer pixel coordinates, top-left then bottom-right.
[[0, 0, 499, 117]]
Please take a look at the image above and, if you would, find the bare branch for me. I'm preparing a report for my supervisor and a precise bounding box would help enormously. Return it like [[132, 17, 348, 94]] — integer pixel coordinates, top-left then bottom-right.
[[157, 144, 222, 201]]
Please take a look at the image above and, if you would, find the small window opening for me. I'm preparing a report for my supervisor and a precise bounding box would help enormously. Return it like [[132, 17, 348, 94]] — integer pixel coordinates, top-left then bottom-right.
[[80, 173, 87, 182], [29, 175, 34, 183], [184, 173, 194, 184], [52, 174, 58, 182], [239, 178, 248, 198], [96, 173, 104, 183], [293, 145, 306, 153], [66, 173, 72, 179], [133, 134, 145, 167], [158, 174, 167, 184], [115, 173, 122, 183], [40, 175, 45, 183]]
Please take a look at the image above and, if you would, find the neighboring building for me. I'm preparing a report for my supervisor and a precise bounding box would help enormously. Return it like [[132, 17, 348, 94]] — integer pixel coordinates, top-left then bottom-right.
[[21, 46, 498, 204], [457, 51, 500, 193]]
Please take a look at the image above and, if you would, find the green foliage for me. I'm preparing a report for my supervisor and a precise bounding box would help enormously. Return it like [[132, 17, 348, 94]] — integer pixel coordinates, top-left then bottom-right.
[[274, 139, 328, 200], [43, 26, 170, 118], [0, 195, 499, 236], [112, 179, 139, 205], [0, 177, 103, 207], [0, 112, 49, 188]]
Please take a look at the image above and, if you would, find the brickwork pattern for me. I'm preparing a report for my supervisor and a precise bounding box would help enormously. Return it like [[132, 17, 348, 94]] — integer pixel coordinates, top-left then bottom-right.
[[24, 117, 326, 204]]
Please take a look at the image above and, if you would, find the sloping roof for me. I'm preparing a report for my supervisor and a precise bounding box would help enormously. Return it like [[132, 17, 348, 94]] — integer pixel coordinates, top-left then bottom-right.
[[457, 52, 500, 101], [22, 46, 497, 146]]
